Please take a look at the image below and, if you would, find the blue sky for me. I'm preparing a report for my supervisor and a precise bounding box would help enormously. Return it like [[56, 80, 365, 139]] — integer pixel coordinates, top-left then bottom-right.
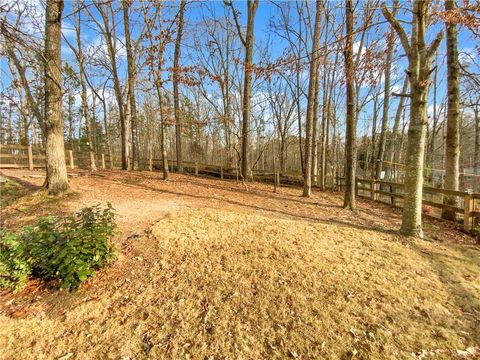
[[1, 0, 479, 139]]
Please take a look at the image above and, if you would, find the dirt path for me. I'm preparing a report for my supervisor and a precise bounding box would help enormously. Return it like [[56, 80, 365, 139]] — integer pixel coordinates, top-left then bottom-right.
[[1, 169, 479, 359], [1, 169, 473, 244]]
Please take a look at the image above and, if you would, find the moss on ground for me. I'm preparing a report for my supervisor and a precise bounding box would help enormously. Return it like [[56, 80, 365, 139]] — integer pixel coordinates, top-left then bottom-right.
[[0, 178, 29, 207]]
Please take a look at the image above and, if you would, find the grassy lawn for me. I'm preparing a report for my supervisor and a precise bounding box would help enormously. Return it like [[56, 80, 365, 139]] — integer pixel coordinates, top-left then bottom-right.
[[1, 207, 479, 359], [0, 170, 478, 359]]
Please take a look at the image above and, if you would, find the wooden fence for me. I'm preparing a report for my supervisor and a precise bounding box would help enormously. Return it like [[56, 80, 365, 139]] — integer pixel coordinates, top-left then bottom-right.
[[0, 144, 113, 170], [1, 144, 479, 232], [337, 177, 479, 232]]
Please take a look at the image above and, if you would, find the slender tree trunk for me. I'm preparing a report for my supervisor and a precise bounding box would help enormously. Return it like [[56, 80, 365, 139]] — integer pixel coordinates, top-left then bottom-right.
[[370, 93, 378, 177], [442, 0, 460, 221], [302, 0, 321, 197], [68, 95, 74, 150], [75, 7, 96, 171], [6, 47, 44, 132], [173, 0, 186, 173], [123, 0, 139, 170], [224, 29, 234, 168], [311, 71, 320, 184], [427, 61, 438, 177], [240, 0, 259, 181], [161, 120, 170, 180], [44, 0, 68, 194], [375, 4, 396, 179], [385, 76, 408, 180], [7, 101, 13, 144], [296, 63, 304, 176], [474, 106, 479, 180], [100, 97, 113, 168], [95, 3, 128, 170], [343, 0, 356, 210], [155, 73, 169, 180], [319, 67, 329, 191]]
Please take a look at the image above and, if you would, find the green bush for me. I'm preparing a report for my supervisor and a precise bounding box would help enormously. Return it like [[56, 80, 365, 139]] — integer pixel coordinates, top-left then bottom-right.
[[0, 229, 31, 291], [0, 203, 117, 292]]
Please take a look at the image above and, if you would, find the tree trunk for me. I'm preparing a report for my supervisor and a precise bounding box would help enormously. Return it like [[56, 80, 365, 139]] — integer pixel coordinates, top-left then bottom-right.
[[173, 0, 186, 173], [375, 5, 396, 179], [302, 0, 321, 197], [343, 0, 356, 210], [68, 95, 74, 150], [382, 0, 443, 237], [474, 106, 479, 181], [370, 93, 378, 177], [100, 97, 114, 168], [43, 0, 68, 194], [319, 67, 330, 191], [123, 0, 139, 170], [442, 0, 460, 221], [75, 7, 96, 171], [296, 63, 304, 177], [427, 60, 438, 178], [95, 3, 128, 170], [240, 0, 259, 181], [6, 47, 44, 132], [311, 70, 320, 185], [385, 76, 408, 180]]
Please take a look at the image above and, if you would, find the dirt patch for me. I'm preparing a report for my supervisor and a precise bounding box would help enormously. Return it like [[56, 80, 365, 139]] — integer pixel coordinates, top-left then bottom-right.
[[0, 169, 479, 359]]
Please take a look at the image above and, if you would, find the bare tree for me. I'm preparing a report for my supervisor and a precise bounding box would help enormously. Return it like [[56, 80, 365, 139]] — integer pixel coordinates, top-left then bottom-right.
[[123, 0, 139, 170], [173, 0, 186, 173], [375, 0, 398, 180], [302, 0, 321, 197], [69, 1, 96, 171], [385, 75, 409, 180], [91, 1, 129, 170], [343, 0, 356, 210], [226, 0, 259, 181], [442, 0, 460, 220], [382, 0, 443, 237]]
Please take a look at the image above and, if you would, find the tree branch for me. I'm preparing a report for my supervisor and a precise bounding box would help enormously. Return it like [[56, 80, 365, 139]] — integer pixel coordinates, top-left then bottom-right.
[[392, 92, 411, 98], [381, 3, 410, 56], [224, 0, 246, 48], [426, 30, 444, 60]]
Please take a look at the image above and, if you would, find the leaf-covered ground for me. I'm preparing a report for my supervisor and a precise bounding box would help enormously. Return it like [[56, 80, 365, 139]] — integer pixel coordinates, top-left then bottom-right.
[[0, 169, 479, 359]]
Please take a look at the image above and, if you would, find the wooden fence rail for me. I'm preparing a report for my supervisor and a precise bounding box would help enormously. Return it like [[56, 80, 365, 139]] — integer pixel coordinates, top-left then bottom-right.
[[336, 177, 478, 232], [1, 144, 478, 232], [0, 144, 112, 171]]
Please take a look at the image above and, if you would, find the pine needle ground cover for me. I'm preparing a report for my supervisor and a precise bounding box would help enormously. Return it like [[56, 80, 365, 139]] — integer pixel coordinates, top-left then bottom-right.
[[0, 170, 479, 359]]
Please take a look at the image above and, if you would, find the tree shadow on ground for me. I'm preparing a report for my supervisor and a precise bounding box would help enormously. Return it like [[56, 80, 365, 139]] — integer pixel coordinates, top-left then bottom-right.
[[0, 173, 80, 229], [104, 177, 398, 237], [0, 172, 41, 211], [0, 171, 43, 191], [140, 174, 344, 210], [413, 242, 480, 343]]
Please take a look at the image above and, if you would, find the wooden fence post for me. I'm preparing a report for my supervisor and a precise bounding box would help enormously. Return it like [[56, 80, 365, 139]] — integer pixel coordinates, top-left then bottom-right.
[[370, 180, 376, 200], [69, 150, 74, 169], [101, 154, 106, 169], [195, 162, 199, 176], [464, 193, 474, 231], [27, 145, 34, 170], [220, 166, 224, 180]]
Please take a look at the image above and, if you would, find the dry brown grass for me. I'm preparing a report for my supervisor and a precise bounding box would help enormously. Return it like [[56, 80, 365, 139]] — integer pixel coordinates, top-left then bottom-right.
[[0, 170, 479, 359]]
